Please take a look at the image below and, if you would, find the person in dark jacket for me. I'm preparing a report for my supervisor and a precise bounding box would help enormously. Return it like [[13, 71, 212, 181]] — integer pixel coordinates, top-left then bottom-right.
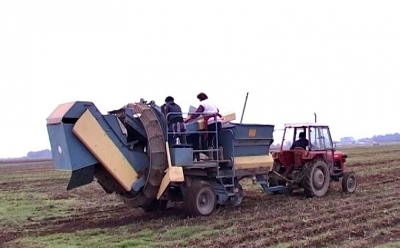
[[163, 96, 187, 145], [290, 131, 309, 150]]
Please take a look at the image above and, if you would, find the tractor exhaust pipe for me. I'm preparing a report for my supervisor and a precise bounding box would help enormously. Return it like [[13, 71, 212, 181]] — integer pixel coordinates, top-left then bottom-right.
[[314, 112, 317, 123]]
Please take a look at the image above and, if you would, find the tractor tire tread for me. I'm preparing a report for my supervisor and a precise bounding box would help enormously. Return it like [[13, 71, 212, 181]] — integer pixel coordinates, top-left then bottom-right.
[[342, 171, 357, 194], [302, 157, 330, 198]]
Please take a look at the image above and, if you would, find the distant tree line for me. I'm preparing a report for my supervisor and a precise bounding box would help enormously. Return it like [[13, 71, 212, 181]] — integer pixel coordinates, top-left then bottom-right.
[[357, 133, 400, 143], [25, 149, 52, 159]]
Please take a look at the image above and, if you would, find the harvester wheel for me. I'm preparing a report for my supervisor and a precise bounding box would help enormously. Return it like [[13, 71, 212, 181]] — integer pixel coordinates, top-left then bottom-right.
[[302, 159, 330, 197], [225, 183, 243, 207], [184, 180, 216, 216], [142, 199, 168, 213], [342, 171, 357, 194]]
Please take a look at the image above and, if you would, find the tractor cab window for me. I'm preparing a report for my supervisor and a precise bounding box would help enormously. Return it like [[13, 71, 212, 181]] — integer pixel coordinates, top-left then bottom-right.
[[282, 127, 295, 150], [293, 127, 309, 150], [309, 127, 322, 150], [320, 127, 333, 149], [309, 126, 333, 150], [282, 127, 309, 150]]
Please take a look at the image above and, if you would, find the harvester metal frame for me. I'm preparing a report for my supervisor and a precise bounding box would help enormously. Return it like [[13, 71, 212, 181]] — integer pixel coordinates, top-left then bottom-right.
[[151, 111, 273, 216]]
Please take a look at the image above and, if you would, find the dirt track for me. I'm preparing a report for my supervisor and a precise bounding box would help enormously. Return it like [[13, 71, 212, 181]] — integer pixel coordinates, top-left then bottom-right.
[[1, 145, 400, 247]]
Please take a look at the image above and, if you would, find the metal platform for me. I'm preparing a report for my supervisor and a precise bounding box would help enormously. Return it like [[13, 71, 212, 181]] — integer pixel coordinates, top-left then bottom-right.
[[180, 159, 231, 169]]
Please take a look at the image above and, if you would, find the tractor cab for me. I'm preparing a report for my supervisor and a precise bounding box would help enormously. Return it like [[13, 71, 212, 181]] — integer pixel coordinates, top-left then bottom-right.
[[281, 123, 347, 181], [275, 123, 347, 176], [274, 123, 337, 171], [280, 123, 332, 151]]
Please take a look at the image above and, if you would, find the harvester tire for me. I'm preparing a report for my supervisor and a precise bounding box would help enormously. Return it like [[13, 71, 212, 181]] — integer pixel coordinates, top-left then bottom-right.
[[302, 158, 330, 197], [184, 180, 216, 216], [342, 171, 357, 194], [224, 183, 243, 207], [142, 199, 168, 213]]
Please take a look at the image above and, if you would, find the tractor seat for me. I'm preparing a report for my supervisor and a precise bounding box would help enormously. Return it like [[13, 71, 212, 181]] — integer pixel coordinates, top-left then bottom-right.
[[293, 147, 305, 166]]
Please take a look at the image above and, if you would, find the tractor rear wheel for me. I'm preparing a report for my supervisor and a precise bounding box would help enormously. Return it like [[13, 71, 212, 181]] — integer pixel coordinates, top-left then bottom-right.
[[184, 180, 216, 216], [302, 159, 330, 197], [342, 171, 357, 193]]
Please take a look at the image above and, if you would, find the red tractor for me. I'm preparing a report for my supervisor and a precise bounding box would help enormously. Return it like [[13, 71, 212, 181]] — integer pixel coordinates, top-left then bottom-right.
[[268, 123, 357, 197]]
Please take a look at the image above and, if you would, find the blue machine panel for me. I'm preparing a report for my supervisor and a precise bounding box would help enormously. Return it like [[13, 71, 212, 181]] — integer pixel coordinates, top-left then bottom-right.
[[185, 118, 204, 132], [104, 115, 128, 145], [46, 102, 150, 173], [47, 123, 98, 171], [99, 114, 150, 172], [124, 108, 147, 138], [220, 123, 274, 158], [170, 147, 194, 166]]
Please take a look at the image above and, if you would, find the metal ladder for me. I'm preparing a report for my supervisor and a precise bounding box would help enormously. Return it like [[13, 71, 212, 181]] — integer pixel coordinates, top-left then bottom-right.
[[192, 122, 236, 197], [216, 161, 236, 197], [216, 129, 236, 197]]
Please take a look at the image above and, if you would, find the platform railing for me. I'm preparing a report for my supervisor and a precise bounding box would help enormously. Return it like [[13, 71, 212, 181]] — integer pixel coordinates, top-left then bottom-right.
[[165, 111, 221, 162]]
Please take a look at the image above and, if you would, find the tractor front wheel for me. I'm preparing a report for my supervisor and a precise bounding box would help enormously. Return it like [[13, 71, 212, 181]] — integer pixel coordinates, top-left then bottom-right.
[[342, 171, 357, 193], [184, 180, 216, 216], [303, 159, 330, 197]]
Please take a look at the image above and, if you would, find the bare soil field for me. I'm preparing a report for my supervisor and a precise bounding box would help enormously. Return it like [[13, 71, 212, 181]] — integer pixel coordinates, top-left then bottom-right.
[[1, 145, 400, 247]]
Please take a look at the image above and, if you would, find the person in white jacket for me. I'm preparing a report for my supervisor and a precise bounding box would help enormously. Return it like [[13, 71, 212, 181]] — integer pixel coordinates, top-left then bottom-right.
[[185, 92, 223, 160]]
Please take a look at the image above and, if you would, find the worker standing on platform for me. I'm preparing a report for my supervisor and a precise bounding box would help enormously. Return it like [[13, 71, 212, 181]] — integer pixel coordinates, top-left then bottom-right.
[[163, 96, 187, 145], [184, 92, 223, 160]]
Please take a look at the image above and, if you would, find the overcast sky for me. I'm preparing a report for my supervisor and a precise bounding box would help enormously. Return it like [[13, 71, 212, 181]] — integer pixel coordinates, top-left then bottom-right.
[[1, 1, 399, 158]]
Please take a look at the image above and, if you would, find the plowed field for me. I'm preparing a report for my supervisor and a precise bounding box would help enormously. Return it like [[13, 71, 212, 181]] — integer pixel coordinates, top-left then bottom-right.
[[1, 145, 400, 247]]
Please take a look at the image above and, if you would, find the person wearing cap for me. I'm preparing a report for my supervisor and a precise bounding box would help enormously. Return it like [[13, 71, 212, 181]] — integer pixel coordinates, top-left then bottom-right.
[[162, 96, 187, 145], [184, 92, 223, 160]]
